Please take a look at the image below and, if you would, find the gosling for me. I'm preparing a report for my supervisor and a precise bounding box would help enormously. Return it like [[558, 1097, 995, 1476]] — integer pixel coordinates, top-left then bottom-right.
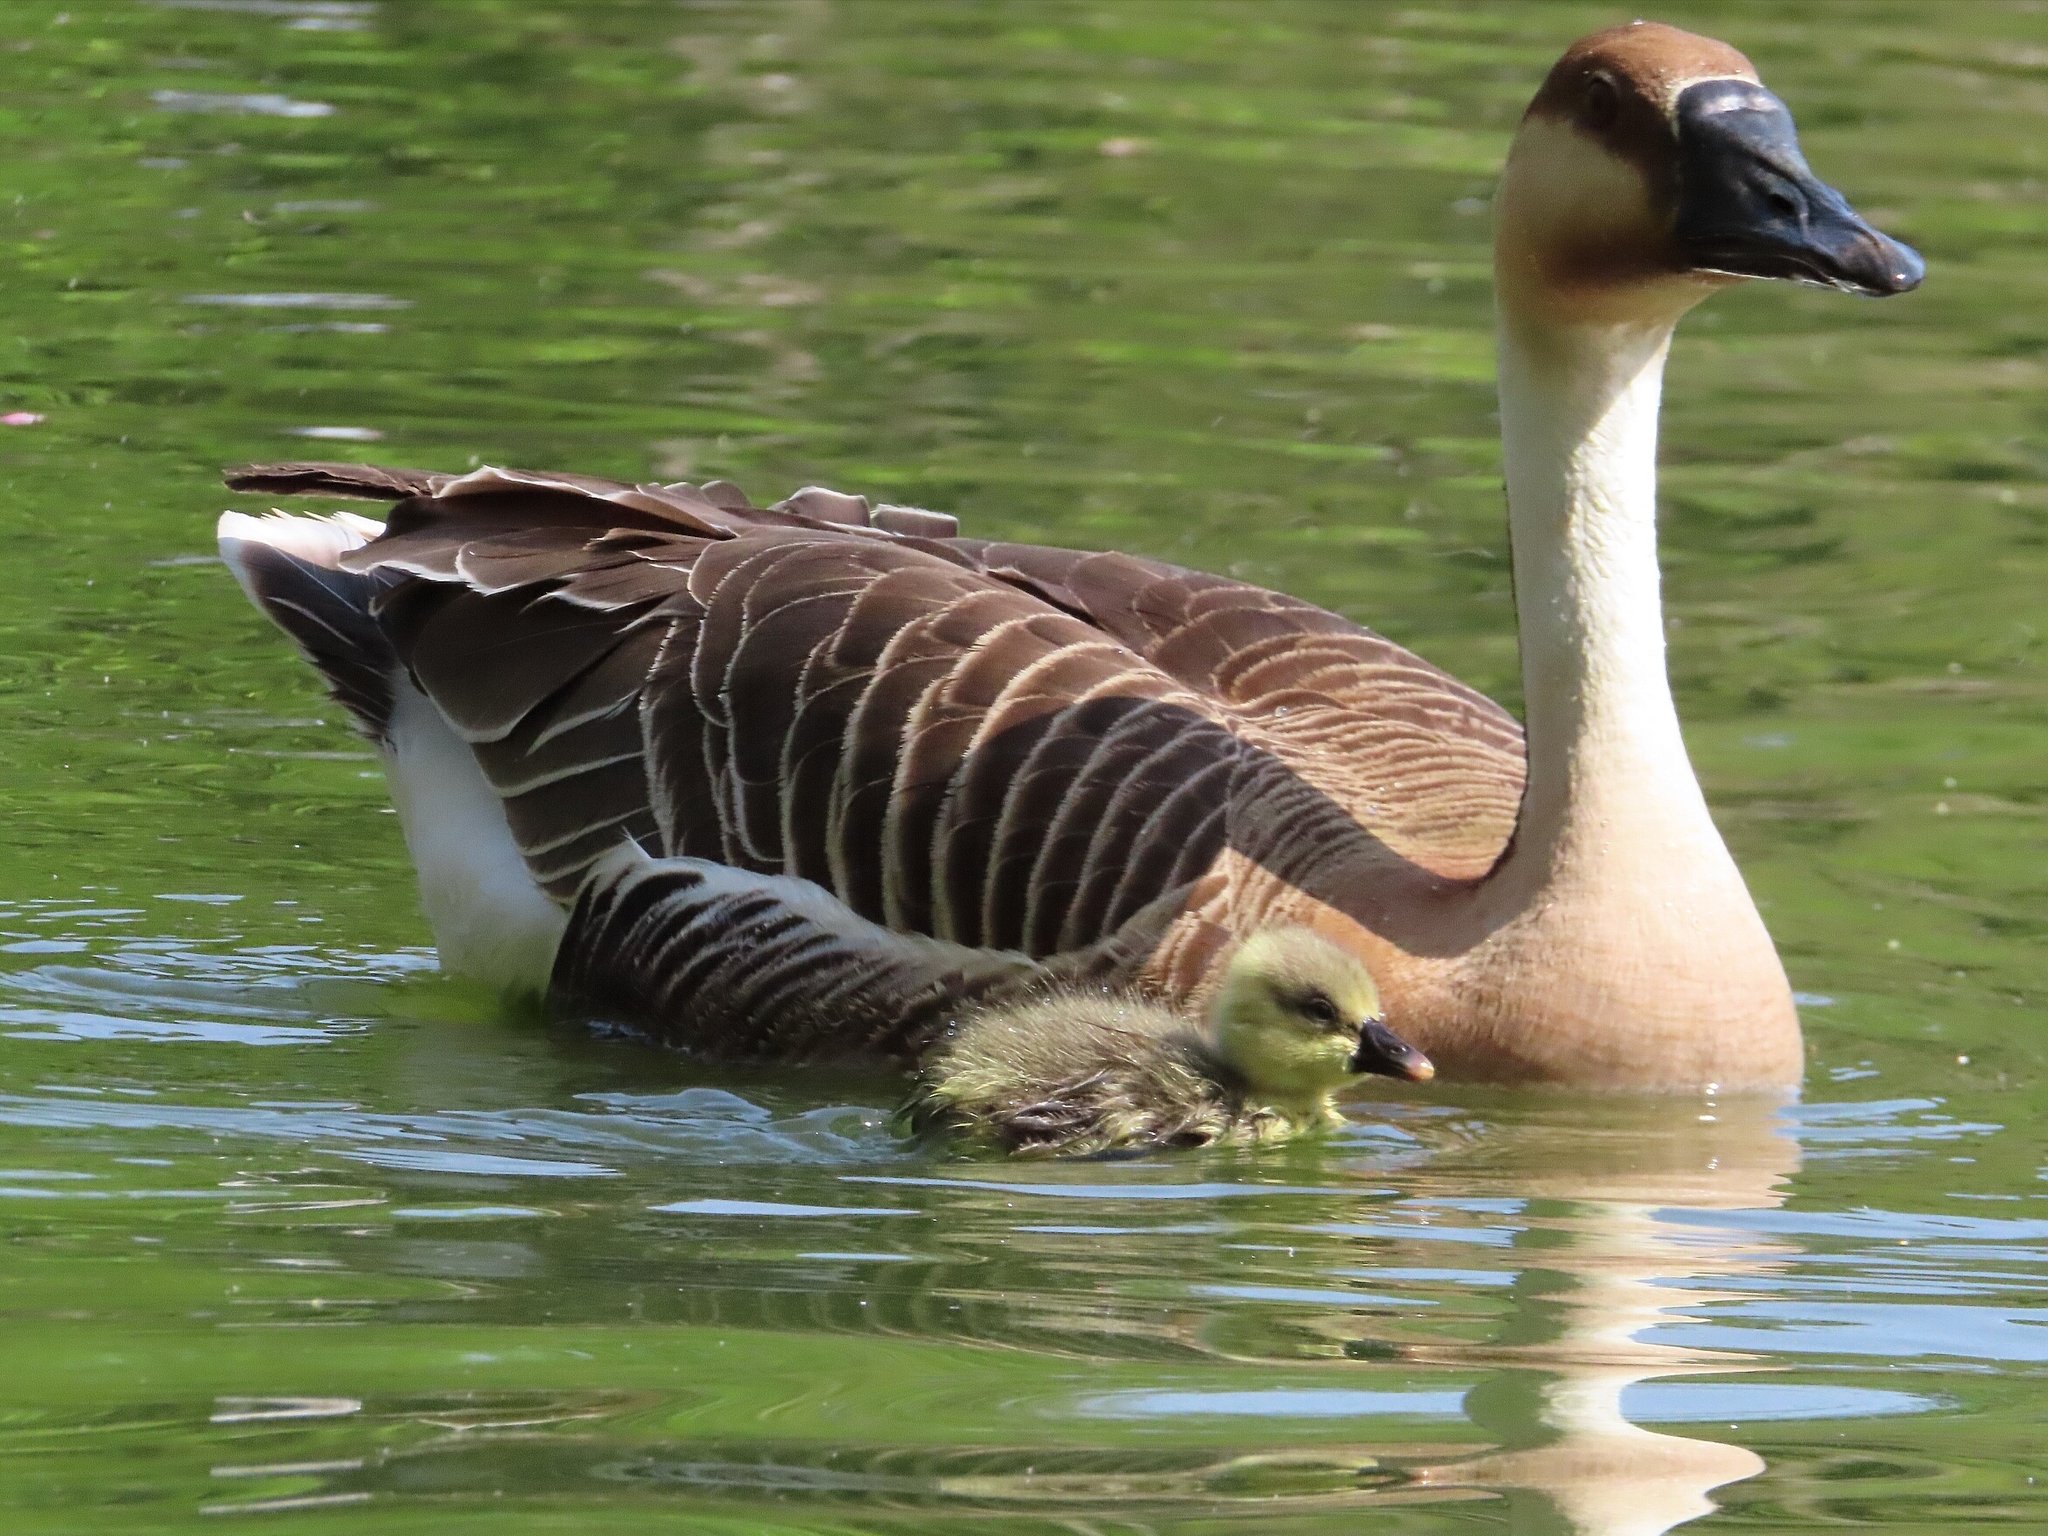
[[907, 927, 1433, 1158]]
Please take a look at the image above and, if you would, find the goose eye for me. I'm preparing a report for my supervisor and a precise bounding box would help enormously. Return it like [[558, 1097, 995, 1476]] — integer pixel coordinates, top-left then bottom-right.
[[1298, 994, 1341, 1028], [1583, 73, 1619, 130]]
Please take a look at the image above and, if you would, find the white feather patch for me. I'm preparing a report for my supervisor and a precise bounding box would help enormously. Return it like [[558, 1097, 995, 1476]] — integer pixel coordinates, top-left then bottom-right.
[[381, 681, 567, 994], [217, 508, 567, 995], [216, 508, 384, 586]]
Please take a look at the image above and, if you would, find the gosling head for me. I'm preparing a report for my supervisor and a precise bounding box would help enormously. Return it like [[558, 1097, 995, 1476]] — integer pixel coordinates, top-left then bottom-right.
[[1496, 21, 1923, 327], [1207, 928, 1433, 1115]]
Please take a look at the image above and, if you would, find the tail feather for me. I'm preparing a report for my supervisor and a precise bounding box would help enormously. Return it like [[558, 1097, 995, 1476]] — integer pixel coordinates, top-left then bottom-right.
[[225, 461, 455, 502], [217, 510, 403, 740]]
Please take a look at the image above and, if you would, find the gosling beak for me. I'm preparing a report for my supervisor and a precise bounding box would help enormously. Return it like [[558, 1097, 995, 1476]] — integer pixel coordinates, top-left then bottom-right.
[[1672, 79, 1923, 297], [1349, 1017, 1435, 1083]]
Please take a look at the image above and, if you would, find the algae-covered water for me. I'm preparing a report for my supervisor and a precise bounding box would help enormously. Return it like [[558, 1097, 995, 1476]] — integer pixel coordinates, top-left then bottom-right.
[[3, 2, 2045, 1531]]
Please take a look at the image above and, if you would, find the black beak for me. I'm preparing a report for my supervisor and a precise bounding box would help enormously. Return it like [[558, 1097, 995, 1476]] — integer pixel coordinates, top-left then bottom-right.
[[1672, 79, 1923, 297], [1348, 1018, 1434, 1083]]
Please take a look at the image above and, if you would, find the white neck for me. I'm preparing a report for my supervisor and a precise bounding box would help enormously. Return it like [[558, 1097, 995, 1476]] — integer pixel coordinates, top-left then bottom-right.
[[1491, 310, 1723, 891], [1427, 302, 1799, 1084]]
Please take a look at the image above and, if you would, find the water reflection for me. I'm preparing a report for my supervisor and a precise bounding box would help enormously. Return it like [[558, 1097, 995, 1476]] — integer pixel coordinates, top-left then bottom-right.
[[1408, 1097, 1798, 1535], [0, 955, 2002, 1531], [0, 936, 1822, 1530]]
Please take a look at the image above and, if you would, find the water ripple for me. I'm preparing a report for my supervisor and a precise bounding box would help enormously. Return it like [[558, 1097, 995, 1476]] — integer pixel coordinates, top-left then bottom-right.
[[150, 88, 335, 118], [0, 1091, 901, 1179]]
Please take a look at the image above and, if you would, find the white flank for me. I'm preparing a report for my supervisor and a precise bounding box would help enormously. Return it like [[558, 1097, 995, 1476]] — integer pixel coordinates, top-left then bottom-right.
[[217, 509, 566, 994], [382, 681, 566, 994]]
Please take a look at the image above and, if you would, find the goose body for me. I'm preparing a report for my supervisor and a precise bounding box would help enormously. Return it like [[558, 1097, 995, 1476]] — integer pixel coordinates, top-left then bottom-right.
[[216, 24, 1921, 1089], [908, 927, 1431, 1158]]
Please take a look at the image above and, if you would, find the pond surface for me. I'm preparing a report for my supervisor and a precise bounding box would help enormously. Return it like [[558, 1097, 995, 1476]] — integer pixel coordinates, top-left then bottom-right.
[[2, 1, 2045, 1531]]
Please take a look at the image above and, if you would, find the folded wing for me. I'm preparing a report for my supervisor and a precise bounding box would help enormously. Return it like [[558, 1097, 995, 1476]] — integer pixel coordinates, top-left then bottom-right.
[[223, 462, 1526, 1027]]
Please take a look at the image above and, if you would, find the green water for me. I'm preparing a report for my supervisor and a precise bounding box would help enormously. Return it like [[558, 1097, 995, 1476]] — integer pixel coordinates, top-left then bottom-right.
[[2, 1, 2044, 1530]]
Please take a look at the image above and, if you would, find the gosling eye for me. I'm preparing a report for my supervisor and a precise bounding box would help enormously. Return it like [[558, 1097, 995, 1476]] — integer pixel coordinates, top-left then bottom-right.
[[1297, 993, 1342, 1030]]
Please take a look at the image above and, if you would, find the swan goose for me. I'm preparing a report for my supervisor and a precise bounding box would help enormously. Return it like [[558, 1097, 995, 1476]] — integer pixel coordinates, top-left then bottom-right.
[[215, 23, 1921, 1090], [908, 926, 1432, 1157]]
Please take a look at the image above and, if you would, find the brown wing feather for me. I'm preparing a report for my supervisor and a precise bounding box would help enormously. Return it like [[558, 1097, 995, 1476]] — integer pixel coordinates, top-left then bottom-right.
[[230, 462, 1526, 1040], [962, 544, 1524, 879], [228, 461, 458, 501]]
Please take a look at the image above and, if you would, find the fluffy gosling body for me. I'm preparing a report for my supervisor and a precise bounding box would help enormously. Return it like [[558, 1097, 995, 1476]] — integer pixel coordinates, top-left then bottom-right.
[[910, 928, 1432, 1158]]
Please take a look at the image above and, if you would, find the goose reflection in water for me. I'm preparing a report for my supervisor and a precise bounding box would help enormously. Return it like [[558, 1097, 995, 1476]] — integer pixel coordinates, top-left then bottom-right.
[[1394, 1095, 1797, 1535], [848, 1098, 1802, 1531]]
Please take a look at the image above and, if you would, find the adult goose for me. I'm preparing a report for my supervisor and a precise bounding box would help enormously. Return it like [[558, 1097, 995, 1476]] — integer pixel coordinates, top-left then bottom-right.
[[217, 23, 1920, 1090]]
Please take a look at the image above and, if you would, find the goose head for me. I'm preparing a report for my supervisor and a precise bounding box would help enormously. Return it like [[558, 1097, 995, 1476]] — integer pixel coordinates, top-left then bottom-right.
[[1208, 928, 1433, 1111], [1496, 21, 1923, 329]]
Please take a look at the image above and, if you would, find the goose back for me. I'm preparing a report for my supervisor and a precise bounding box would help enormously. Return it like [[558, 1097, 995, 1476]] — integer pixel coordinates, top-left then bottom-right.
[[226, 461, 1525, 1047]]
